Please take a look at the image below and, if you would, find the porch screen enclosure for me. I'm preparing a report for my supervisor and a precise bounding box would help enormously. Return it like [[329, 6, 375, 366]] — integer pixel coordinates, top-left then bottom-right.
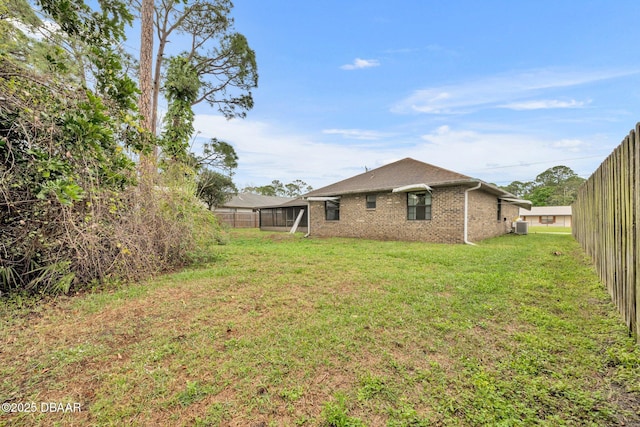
[[260, 207, 307, 229]]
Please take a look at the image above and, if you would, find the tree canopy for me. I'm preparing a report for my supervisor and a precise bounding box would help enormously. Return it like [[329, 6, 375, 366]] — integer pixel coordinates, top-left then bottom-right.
[[244, 180, 313, 198], [136, 0, 258, 137], [197, 169, 237, 209], [0, 0, 230, 295], [135, 0, 252, 204], [501, 165, 585, 206]]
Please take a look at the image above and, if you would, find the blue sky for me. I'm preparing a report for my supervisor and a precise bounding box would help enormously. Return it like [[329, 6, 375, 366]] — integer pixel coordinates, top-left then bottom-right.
[[181, 1, 640, 190]]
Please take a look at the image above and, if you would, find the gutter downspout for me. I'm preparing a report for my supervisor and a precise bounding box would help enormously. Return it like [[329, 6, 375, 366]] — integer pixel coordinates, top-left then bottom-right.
[[464, 182, 482, 245]]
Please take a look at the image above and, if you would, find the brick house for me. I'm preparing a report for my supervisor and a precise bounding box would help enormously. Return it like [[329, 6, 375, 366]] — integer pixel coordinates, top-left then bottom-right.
[[303, 158, 531, 244]]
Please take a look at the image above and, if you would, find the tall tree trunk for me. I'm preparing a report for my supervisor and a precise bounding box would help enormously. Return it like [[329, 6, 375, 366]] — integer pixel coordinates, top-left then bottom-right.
[[150, 36, 167, 136], [139, 0, 156, 163]]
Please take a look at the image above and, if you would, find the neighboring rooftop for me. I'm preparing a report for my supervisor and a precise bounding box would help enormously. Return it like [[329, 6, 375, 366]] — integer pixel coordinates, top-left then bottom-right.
[[520, 206, 572, 216], [220, 193, 294, 209], [256, 198, 308, 209]]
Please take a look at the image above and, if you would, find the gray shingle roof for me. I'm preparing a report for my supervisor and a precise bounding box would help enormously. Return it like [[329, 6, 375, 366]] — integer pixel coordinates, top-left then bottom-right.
[[256, 198, 308, 209], [519, 206, 572, 216], [304, 158, 477, 197], [222, 193, 295, 209]]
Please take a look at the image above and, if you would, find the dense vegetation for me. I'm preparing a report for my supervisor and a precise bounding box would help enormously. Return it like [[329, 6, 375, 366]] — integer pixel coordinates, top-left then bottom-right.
[[0, 0, 252, 295], [501, 165, 585, 206]]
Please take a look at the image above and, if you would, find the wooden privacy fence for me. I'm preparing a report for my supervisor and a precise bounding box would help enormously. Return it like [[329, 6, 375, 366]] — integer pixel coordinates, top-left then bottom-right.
[[572, 122, 639, 341], [215, 212, 259, 228]]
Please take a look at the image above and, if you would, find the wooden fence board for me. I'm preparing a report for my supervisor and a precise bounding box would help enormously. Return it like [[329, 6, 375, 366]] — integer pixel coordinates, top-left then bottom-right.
[[215, 212, 259, 228], [625, 133, 636, 335], [573, 123, 639, 341], [635, 123, 640, 336]]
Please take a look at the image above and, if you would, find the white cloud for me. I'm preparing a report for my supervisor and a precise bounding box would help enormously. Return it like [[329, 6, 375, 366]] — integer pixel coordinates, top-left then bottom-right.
[[552, 138, 584, 151], [193, 114, 608, 189], [414, 126, 601, 184], [193, 115, 395, 188], [500, 99, 589, 110], [392, 68, 638, 115], [340, 58, 380, 70], [322, 128, 389, 140]]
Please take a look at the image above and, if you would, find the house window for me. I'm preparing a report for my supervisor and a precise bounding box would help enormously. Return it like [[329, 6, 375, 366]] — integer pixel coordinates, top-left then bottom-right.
[[325, 200, 340, 220], [497, 199, 502, 221], [366, 195, 376, 209], [540, 215, 555, 224], [407, 192, 431, 220]]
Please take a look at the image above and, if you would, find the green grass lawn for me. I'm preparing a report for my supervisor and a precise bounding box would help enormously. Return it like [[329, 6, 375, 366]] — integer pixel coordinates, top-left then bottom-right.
[[1, 229, 639, 426], [528, 226, 572, 234]]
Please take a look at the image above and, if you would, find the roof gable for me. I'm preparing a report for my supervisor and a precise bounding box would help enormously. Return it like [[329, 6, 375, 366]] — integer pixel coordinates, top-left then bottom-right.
[[304, 158, 474, 197]]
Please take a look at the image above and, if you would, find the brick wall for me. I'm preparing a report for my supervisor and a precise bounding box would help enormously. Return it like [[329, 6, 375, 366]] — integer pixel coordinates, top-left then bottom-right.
[[467, 191, 519, 242], [309, 187, 464, 243], [308, 186, 517, 244]]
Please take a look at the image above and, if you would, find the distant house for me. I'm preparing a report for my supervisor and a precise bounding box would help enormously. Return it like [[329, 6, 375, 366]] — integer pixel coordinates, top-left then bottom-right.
[[214, 193, 294, 228], [302, 158, 531, 244], [519, 206, 572, 227]]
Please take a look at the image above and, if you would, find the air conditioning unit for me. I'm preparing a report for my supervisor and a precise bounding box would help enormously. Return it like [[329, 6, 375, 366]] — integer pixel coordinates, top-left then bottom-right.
[[514, 221, 528, 235]]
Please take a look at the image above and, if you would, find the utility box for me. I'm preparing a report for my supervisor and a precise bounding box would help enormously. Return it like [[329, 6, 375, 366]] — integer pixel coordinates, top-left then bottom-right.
[[514, 221, 529, 235]]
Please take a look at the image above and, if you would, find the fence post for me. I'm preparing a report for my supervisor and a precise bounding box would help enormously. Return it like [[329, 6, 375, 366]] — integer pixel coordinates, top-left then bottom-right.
[[634, 123, 640, 337]]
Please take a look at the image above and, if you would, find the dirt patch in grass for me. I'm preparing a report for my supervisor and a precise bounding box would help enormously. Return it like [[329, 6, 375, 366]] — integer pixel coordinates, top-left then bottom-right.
[[608, 382, 640, 426]]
